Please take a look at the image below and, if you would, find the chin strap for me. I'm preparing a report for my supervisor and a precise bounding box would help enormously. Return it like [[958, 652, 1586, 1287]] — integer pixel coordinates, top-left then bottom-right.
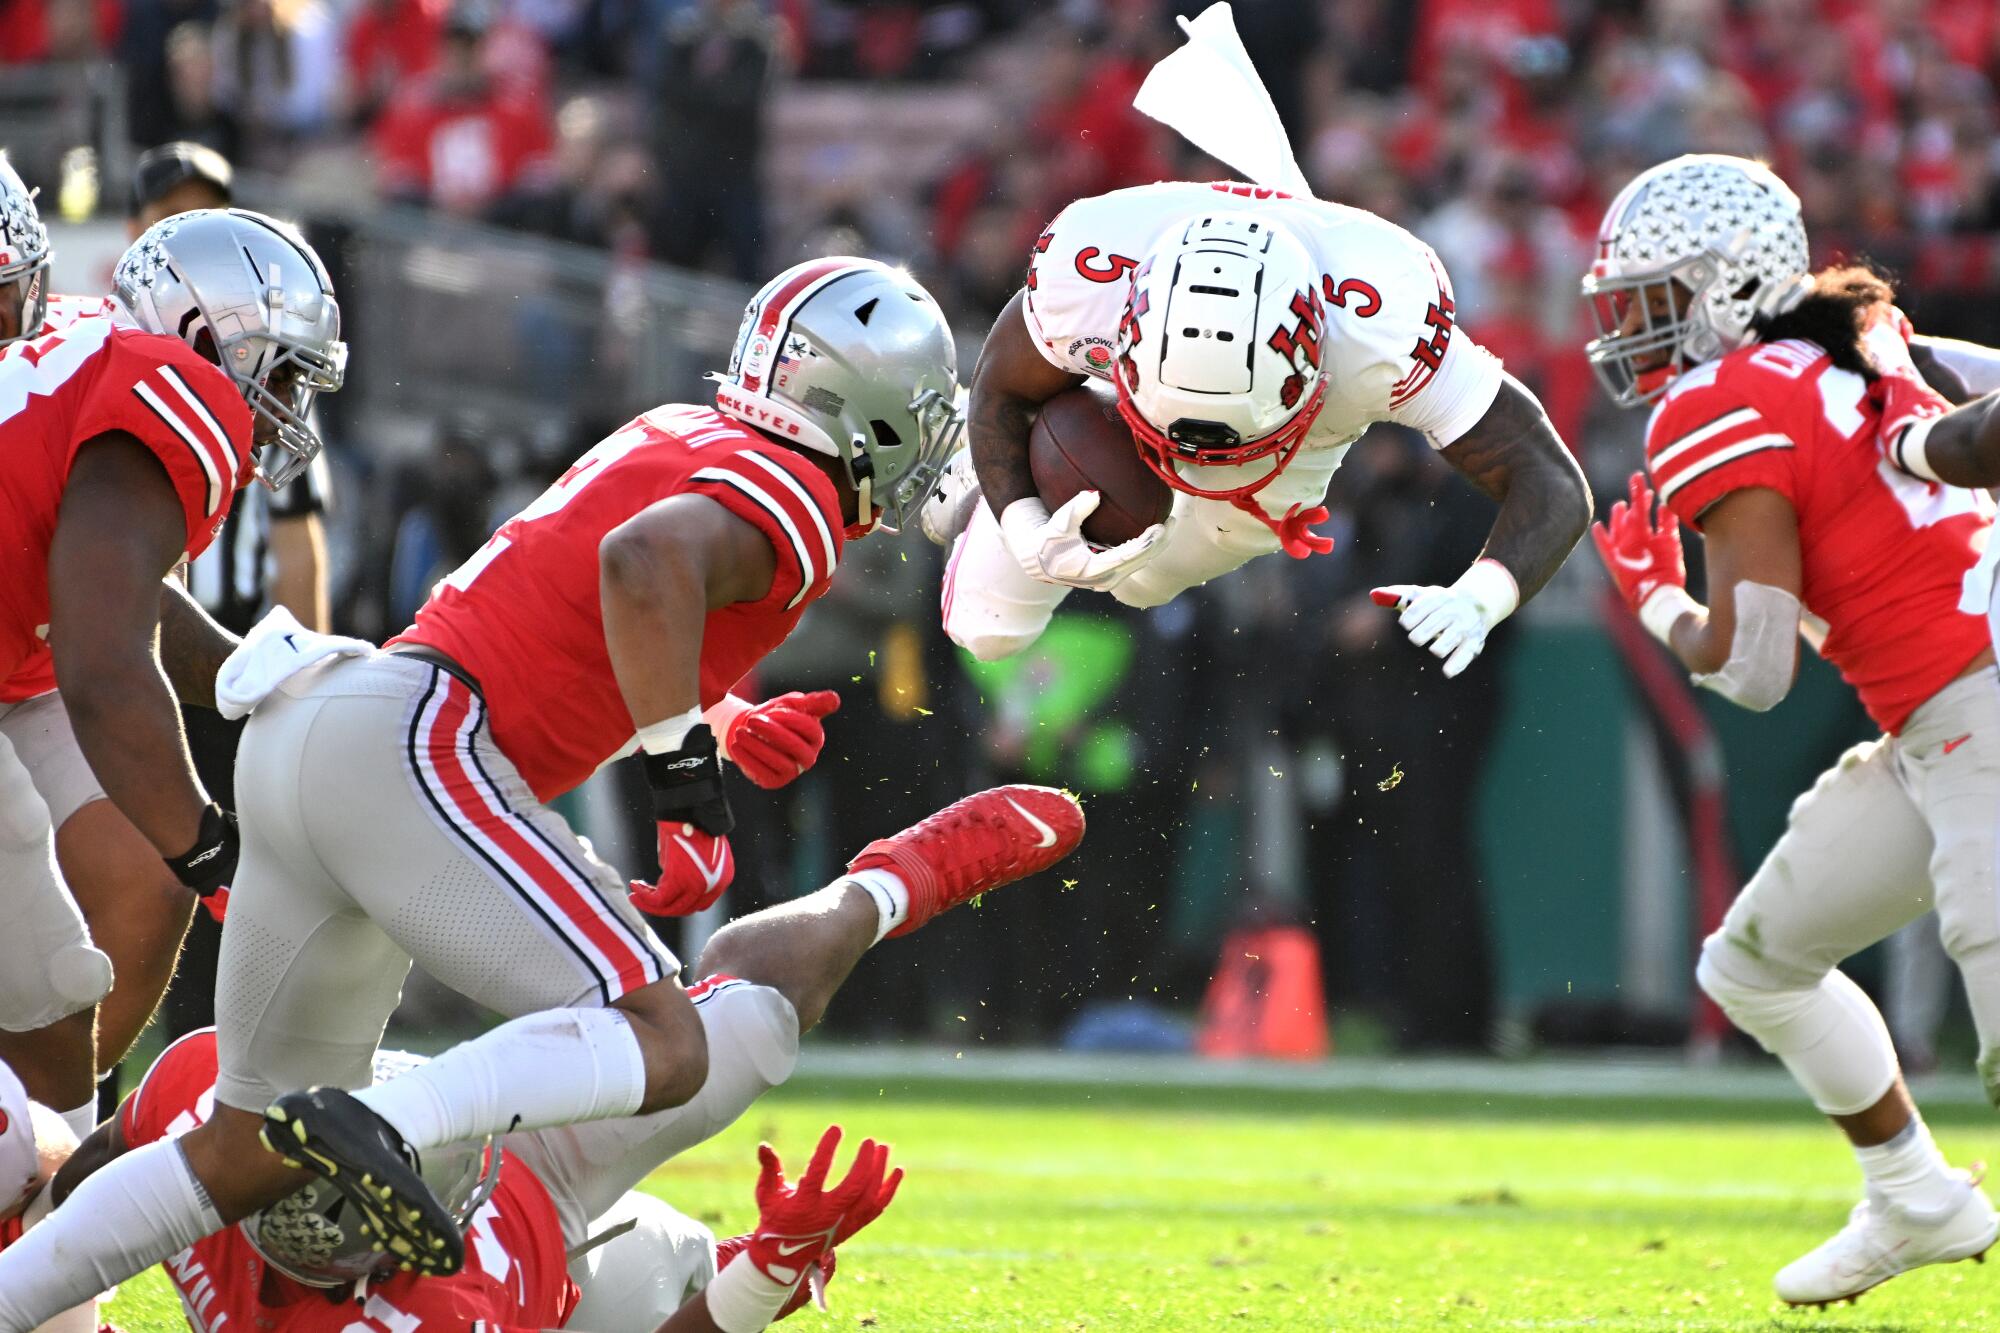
[[1228, 493, 1334, 558]]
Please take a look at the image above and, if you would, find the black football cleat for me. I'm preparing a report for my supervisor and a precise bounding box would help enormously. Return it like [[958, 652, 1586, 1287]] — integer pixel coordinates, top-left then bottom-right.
[[261, 1086, 465, 1276]]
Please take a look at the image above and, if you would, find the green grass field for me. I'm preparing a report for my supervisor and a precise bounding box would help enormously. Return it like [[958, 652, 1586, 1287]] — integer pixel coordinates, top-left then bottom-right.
[[105, 1059, 2000, 1331]]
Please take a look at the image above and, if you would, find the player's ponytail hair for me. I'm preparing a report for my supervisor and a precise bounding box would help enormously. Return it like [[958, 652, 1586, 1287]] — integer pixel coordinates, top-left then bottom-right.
[[1752, 263, 1897, 381]]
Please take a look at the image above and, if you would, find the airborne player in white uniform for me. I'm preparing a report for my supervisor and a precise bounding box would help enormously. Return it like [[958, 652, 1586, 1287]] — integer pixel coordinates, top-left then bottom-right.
[[926, 175, 1591, 675]]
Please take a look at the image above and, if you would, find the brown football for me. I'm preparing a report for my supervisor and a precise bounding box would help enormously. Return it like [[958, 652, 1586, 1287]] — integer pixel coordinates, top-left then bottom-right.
[[1028, 381, 1174, 546]]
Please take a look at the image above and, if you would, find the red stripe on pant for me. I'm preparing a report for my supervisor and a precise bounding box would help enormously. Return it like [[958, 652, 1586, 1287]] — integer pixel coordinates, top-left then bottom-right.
[[425, 677, 653, 996]]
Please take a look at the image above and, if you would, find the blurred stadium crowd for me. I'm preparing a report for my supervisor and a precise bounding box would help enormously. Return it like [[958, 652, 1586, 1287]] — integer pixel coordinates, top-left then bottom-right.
[[6, 0, 1998, 1056]]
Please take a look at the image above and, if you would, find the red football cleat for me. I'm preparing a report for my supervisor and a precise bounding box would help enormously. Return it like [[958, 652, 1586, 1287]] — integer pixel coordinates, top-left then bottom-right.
[[847, 785, 1085, 937]]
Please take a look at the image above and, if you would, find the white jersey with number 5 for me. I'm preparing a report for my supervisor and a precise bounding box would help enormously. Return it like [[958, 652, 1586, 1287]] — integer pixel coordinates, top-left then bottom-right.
[[1023, 181, 1505, 467]]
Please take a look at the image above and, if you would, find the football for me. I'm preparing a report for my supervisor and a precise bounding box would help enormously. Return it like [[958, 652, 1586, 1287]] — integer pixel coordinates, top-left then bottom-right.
[[1028, 380, 1175, 547]]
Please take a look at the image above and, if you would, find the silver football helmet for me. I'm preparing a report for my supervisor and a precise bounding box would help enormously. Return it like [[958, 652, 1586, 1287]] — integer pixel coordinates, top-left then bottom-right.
[[713, 257, 962, 532], [239, 1049, 501, 1289], [114, 207, 346, 488], [1581, 154, 1811, 407], [0, 154, 50, 346]]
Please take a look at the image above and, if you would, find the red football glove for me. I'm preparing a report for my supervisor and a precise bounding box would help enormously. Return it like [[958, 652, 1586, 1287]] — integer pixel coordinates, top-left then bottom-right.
[[726, 692, 840, 789], [629, 823, 734, 916], [714, 1235, 836, 1322], [743, 1126, 903, 1287], [1591, 472, 1686, 615], [1872, 370, 1953, 476]]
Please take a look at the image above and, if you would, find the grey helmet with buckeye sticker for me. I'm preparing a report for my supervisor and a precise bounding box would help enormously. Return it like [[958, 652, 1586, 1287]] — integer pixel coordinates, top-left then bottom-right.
[[1581, 154, 1811, 408], [0, 153, 51, 346], [239, 1049, 501, 1288], [711, 257, 962, 532], [113, 207, 346, 488]]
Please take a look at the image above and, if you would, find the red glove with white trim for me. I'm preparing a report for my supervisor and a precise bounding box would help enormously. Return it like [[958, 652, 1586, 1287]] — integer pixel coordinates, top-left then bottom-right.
[[724, 692, 840, 789], [1592, 472, 1686, 617], [629, 724, 735, 916], [630, 823, 734, 917], [702, 1127, 903, 1332], [1873, 371, 1954, 480]]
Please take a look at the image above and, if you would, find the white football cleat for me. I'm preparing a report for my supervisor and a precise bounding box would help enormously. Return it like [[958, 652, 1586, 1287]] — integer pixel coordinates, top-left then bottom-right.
[[1775, 1173, 1998, 1307], [918, 447, 980, 547]]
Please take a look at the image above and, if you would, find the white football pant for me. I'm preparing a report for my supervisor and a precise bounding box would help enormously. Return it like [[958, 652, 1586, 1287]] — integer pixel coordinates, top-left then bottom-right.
[[1698, 667, 2000, 1109]]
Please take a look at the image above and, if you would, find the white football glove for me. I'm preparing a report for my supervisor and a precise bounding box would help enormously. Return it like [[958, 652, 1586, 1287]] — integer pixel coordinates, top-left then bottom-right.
[[1372, 559, 1519, 679], [918, 448, 981, 547], [998, 493, 1168, 591]]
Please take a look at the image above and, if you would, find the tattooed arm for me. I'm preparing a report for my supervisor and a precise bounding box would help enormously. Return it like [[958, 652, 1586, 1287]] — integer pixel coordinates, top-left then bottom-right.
[[968, 289, 1086, 513], [1438, 373, 1592, 601], [158, 577, 239, 711]]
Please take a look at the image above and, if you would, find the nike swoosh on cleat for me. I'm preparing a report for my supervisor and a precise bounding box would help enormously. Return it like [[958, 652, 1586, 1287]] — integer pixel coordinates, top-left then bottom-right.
[[776, 1239, 816, 1257], [1006, 797, 1058, 849]]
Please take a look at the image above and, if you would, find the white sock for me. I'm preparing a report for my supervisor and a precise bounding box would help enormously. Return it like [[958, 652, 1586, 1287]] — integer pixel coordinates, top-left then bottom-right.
[[843, 868, 909, 943], [1856, 1117, 1963, 1217], [353, 1007, 648, 1153], [0, 1139, 220, 1329], [57, 1098, 97, 1144]]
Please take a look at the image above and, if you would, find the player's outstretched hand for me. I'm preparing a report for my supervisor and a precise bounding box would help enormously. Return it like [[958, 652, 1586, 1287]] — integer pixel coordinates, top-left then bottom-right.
[[998, 494, 1166, 590], [1370, 558, 1519, 680], [630, 823, 734, 916], [1590, 471, 1686, 618], [726, 692, 840, 789], [695, 1127, 904, 1331], [748, 1126, 903, 1283]]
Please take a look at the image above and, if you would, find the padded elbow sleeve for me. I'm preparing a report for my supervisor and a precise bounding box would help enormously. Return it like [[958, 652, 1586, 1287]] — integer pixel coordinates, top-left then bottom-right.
[[1693, 581, 1800, 712]]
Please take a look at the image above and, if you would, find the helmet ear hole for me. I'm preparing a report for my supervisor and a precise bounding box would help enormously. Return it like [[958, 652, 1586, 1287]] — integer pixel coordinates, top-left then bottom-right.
[[190, 325, 219, 364], [869, 419, 902, 450]]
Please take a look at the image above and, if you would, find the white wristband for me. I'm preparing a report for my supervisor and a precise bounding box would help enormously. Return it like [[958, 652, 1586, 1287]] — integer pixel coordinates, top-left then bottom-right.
[[703, 1252, 798, 1333], [1638, 584, 1701, 645], [1890, 415, 1942, 482], [703, 694, 756, 761], [636, 705, 705, 756], [1454, 558, 1520, 627]]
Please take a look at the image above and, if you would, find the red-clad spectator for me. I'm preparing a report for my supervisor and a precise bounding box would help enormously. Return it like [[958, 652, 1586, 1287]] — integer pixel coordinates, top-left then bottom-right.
[[371, 0, 554, 216], [0, 0, 121, 64], [345, 0, 445, 126]]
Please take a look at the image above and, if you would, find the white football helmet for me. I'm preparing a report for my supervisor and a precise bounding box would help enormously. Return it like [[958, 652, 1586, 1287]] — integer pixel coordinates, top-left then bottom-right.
[[713, 256, 962, 532], [1581, 154, 1811, 407], [239, 1049, 501, 1288], [1112, 213, 1328, 501], [114, 208, 346, 487], [0, 153, 51, 346]]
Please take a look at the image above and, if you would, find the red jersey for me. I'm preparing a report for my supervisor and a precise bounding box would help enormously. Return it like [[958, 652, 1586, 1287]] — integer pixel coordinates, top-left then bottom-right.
[[371, 84, 554, 214], [122, 1029, 579, 1333], [0, 317, 254, 695], [0, 294, 131, 704], [1646, 338, 1993, 733], [394, 406, 844, 801]]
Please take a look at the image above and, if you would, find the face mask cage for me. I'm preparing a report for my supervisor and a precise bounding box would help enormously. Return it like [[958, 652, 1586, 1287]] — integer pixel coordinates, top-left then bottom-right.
[[1581, 256, 1713, 409], [857, 385, 964, 534], [246, 1137, 500, 1288], [1113, 364, 1325, 502], [0, 255, 48, 347], [239, 332, 346, 488]]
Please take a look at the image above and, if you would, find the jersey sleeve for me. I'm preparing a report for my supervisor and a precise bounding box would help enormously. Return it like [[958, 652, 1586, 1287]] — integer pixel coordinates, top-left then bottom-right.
[[1021, 195, 1151, 380], [683, 446, 844, 612], [71, 332, 255, 556], [1644, 378, 1798, 529], [120, 1028, 219, 1146], [1366, 238, 1504, 446]]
